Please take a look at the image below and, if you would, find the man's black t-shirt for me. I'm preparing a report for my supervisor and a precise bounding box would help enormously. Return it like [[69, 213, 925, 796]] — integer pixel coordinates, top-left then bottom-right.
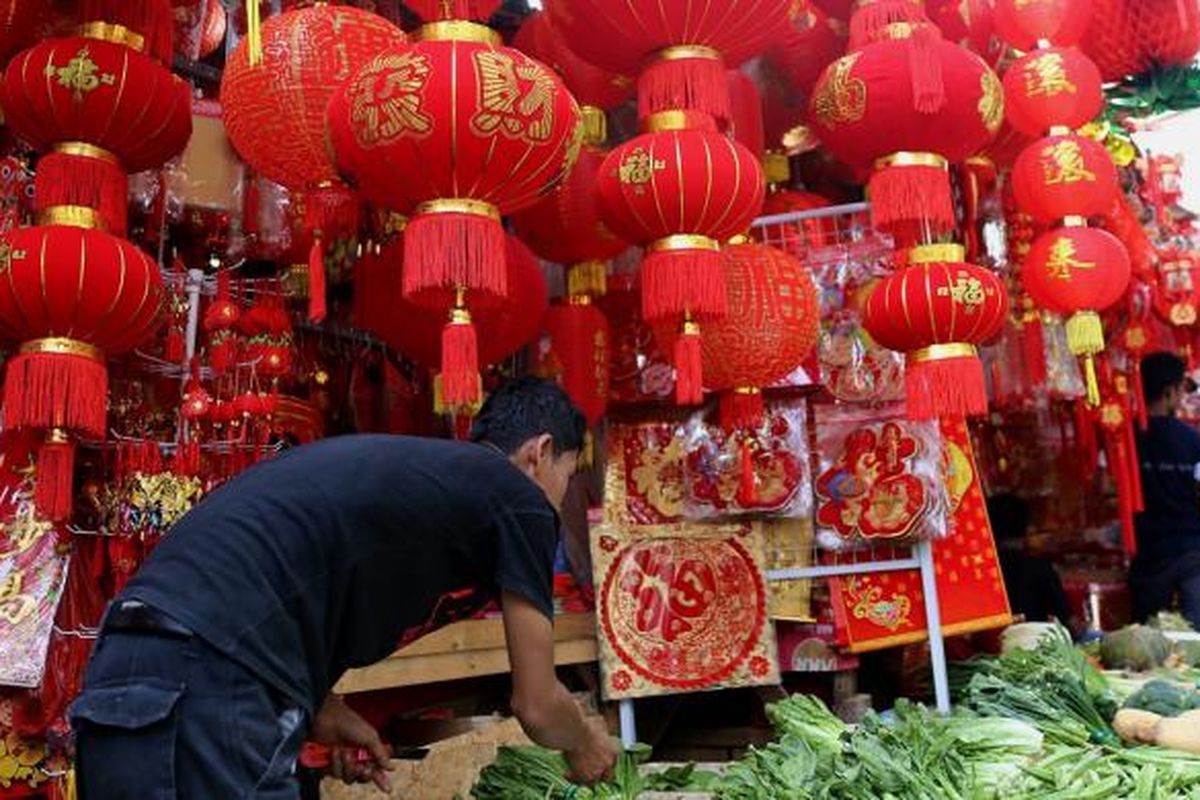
[[1136, 416, 1200, 562], [123, 435, 559, 713]]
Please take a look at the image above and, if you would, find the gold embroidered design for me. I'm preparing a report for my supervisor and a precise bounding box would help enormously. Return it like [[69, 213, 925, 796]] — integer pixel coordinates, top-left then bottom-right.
[[978, 69, 1004, 134], [348, 52, 433, 148], [618, 146, 665, 193], [812, 52, 866, 128], [0, 242, 27, 276], [1045, 237, 1095, 280], [1041, 139, 1095, 185], [1022, 52, 1078, 99], [44, 46, 115, 99], [472, 51, 557, 144]]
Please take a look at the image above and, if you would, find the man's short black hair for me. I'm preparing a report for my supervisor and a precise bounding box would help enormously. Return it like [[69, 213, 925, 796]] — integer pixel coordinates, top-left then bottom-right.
[[469, 376, 587, 456], [1141, 351, 1189, 404], [986, 492, 1030, 542]]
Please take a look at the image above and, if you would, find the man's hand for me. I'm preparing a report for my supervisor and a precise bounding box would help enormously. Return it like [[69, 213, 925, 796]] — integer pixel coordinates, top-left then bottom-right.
[[311, 694, 394, 792], [565, 717, 619, 785]]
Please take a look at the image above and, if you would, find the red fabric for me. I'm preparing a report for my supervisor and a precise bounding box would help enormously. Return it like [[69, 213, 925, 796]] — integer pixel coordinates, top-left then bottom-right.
[[545, 0, 792, 76], [0, 225, 164, 354], [510, 146, 629, 265], [1022, 226, 1132, 316], [0, 37, 192, 172], [1011, 134, 1119, 223], [809, 29, 1002, 172], [327, 37, 580, 216], [512, 11, 633, 110], [1002, 47, 1104, 137], [220, 5, 405, 189], [993, 0, 1091, 50]]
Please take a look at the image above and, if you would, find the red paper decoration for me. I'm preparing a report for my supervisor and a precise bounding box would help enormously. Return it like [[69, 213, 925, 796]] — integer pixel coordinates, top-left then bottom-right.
[[1002, 47, 1103, 137], [1011, 134, 1119, 223], [545, 0, 791, 123], [809, 24, 1003, 242], [328, 22, 580, 409], [221, 5, 405, 190], [0, 225, 164, 518], [1083, 0, 1200, 81], [993, 0, 1091, 50], [863, 244, 1008, 418], [545, 299, 611, 426]]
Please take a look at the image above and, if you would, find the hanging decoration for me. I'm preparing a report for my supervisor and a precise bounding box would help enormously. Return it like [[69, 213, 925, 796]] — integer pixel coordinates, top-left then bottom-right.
[[1083, 0, 1200, 81], [597, 110, 764, 405], [1010, 133, 1120, 223], [1001, 47, 1104, 138], [992, 0, 1092, 52], [328, 20, 581, 412], [220, 5, 405, 321]]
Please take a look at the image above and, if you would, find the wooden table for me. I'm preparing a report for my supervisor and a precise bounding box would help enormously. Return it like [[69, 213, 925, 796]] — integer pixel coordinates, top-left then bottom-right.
[[335, 613, 598, 694]]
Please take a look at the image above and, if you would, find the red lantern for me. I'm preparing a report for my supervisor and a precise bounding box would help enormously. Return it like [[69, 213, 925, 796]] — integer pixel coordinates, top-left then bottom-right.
[[993, 0, 1091, 50], [1002, 47, 1103, 137], [1021, 224, 1131, 402], [79, 0, 176, 65], [928, 0, 1002, 65], [328, 22, 580, 408], [0, 224, 164, 518], [545, 0, 791, 123], [1084, 0, 1200, 81], [545, 299, 611, 426], [513, 11, 633, 115], [727, 70, 766, 160], [809, 24, 1003, 242], [761, 189, 834, 249], [765, 4, 847, 102], [221, 6, 405, 191], [1011, 134, 1119, 223], [863, 244, 1007, 418], [404, 0, 502, 22]]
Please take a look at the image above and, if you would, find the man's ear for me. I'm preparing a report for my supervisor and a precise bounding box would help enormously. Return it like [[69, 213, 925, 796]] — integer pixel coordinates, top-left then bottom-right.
[[535, 433, 554, 463]]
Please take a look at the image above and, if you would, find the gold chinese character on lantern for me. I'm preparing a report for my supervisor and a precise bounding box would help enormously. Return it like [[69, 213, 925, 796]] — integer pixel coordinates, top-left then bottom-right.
[[472, 51, 557, 144], [1045, 236, 1096, 280], [1023, 52, 1078, 99], [618, 147, 665, 193], [937, 275, 987, 311], [1041, 139, 1095, 185], [0, 242, 28, 276], [349, 51, 433, 147], [812, 52, 866, 128], [43, 46, 116, 100]]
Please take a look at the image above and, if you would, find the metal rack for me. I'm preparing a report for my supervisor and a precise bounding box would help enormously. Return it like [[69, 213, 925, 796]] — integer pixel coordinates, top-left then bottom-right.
[[616, 202, 951, 746]]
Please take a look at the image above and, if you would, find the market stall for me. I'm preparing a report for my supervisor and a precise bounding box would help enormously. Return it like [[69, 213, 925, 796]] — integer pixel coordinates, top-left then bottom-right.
[[3, 0, 1200, 798]]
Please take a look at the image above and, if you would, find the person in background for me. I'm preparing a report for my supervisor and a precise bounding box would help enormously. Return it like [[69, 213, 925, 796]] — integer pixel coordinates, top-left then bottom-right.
[[987, 493, 1084, 638], [1130, 351, 1200, 627], [70, 377, 617, 798]]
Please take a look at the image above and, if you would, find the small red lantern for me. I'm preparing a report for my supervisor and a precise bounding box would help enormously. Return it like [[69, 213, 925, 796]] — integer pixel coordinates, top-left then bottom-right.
[[0, 224, 164, 518], [545, 299, 611, 427], [1011, 134, 1119, 223], [1021, 224, 1131, 403], [328, 22, 580, 409], [993, 0, 1091, 50], [545, 0, 791, 123], [1002, 47, 1103, 137], [863, 244, 1008, 418], [809, 24, 1003, 242]]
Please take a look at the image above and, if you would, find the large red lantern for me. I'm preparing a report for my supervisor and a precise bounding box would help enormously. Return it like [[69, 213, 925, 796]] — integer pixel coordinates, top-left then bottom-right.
[[596, 110, 764, 404], [544, 0, 791, 123], [863, 244, 1008, 418], [1022, 224, 1131, 402], [809, 24, 1003, 243], [0, 224, 164, 518], [993, 0, 1091, 51], [328, 22, 581, 409], [1002, 47, 1103, 137], [1011, 134, 1119, 223]]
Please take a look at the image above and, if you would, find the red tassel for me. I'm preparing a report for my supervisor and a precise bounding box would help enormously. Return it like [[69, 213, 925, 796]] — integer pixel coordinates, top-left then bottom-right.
[[719, 389, 765, 431], [403, 211, 507, 303], [79, 0, 176, 64], [35, 436, 75, 522], [308, 239, 327, 323], [637, 51, 731, 124], [736, 438, 757, 507], [867, 161, 954, 245], [904, 351, 988, 419], [641, 246, 727, 322], [674, 324, 704, 406], [849, 0, 928, 49], [1023, 315, 1048, 386], [4, 350, 108, 436], [908, 25, 946, 114], [440, 310, 481, 409], [34, 151, 128, 235], [1074, 400, 1099, 480], [164, 328, 186, 364]]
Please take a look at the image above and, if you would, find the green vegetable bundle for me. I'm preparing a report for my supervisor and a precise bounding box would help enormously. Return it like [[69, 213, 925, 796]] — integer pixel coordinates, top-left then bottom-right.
[[1123, 680, 1200, 718]]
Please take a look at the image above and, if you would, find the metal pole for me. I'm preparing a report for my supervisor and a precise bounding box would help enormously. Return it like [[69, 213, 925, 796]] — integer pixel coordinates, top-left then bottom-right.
[[184, 268, 204, 365], [618, 699, 637, 747], [916, 539, 951, 713]]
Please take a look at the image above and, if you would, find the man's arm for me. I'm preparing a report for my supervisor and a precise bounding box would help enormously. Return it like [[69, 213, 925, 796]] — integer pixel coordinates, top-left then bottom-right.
[[501, 591, 617, 783]]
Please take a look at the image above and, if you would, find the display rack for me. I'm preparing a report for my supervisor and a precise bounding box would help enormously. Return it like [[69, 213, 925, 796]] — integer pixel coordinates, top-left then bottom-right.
[[616, 202, 952, 745]]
